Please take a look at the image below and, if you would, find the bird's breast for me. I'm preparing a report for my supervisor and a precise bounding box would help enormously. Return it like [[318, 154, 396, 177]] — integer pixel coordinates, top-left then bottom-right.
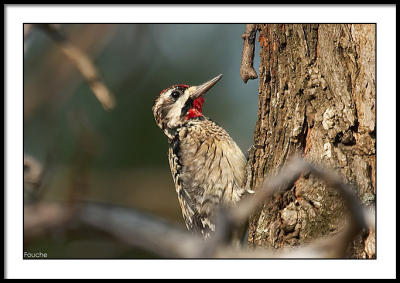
[[173, 119, 246, 205]]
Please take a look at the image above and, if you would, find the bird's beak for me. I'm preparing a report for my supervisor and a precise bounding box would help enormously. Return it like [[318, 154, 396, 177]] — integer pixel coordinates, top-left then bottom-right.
[[190, 74, 223, 100]]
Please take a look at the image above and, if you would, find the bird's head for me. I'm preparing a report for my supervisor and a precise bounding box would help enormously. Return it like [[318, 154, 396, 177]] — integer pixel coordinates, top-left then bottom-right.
[[152, 74, 223, 137]]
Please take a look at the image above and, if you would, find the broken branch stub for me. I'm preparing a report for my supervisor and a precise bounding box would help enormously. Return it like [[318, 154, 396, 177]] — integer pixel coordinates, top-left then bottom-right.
[[240, 24, 258, 83]]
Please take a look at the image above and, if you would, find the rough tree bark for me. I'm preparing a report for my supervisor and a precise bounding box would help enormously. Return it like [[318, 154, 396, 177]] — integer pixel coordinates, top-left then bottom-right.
[[246, 24, 376, 258]]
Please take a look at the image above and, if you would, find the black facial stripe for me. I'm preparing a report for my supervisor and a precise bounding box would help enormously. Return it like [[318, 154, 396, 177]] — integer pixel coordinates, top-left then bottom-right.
[[161, 107, 170, 127], [181, 98, 193, 118]]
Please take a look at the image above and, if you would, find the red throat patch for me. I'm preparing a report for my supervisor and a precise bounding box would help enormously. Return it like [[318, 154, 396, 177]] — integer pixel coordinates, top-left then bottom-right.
[[185, 97, 205, 120]]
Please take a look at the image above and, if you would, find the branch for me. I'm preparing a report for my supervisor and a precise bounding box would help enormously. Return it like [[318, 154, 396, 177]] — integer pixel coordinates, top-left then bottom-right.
[[231, 157, 367, 230], [23, 157, 371, 258], [79, 203, 206, 258], [210, 156, 370, 258], [36, 24, 115, 111], [240, 24, 258, 83]]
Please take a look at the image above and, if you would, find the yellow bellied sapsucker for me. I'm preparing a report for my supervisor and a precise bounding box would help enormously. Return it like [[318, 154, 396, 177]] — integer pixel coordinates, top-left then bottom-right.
[[152, 74, 246, 238]]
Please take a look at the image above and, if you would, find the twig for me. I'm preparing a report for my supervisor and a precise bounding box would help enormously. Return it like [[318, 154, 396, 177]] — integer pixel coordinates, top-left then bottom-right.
[[213, 157, 368, 258], [37, 24, 115, 111], [240, 24, 258, 83], [233, 157, 366, 229]]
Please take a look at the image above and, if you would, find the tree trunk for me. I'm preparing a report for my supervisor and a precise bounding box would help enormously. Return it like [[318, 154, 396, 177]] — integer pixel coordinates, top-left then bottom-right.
[[246, 24, 375, 258]]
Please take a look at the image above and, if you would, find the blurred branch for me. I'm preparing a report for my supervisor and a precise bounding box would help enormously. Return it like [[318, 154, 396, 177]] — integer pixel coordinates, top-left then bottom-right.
[[24, 202, 77, 240], [23, 155, 43, 202], [23, 157, 371, 258], [24, 24, 118, 120], [79, 203, 206, 258], [24, 151, 58, 203], [23, 155, 42, 188], [36, 24, 115, 111], [24, 24, 33, 39], [24, 24, 34, 53]]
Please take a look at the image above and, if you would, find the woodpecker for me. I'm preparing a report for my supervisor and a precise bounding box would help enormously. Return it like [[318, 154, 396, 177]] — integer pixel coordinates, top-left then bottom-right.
[[152, 74, 247, 238]]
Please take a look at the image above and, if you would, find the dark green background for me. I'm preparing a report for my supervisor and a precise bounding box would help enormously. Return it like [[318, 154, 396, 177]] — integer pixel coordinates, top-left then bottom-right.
[[24, 24, 259, 258]]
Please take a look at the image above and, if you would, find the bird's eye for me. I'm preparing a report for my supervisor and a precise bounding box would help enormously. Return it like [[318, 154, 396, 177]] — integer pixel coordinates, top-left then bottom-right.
[[171, 91, 181, 100]]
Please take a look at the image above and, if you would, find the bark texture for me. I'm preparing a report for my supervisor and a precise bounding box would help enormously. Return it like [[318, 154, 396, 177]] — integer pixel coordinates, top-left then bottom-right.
[[246, 24, 375, 258]]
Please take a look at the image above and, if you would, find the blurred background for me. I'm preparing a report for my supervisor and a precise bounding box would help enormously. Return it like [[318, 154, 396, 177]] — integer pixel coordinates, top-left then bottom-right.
[[23, 24, 260, 258]]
